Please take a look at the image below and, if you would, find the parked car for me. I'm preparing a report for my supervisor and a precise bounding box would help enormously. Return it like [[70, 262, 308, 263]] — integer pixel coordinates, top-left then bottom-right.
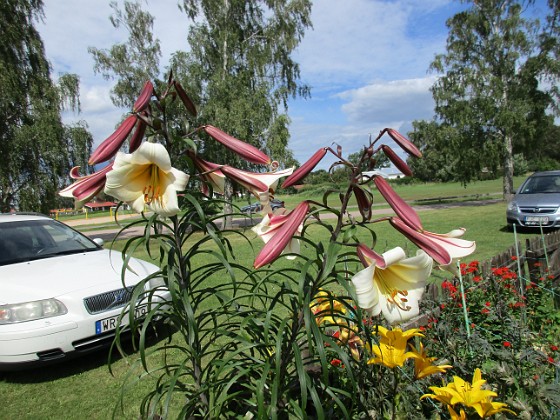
[[506, 170, 560, 229], [0, 213, 167, 370], [240, 199, 285, 214]]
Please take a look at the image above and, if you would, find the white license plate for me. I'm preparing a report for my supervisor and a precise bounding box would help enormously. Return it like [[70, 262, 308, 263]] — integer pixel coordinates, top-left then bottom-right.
[[95, 306, 148, 334], [525, 216, 548, 225]]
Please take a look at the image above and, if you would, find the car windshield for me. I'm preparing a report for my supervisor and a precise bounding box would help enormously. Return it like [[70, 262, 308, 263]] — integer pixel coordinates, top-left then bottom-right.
[[0, 219, 100, 266], [519, 175, 560, 194]]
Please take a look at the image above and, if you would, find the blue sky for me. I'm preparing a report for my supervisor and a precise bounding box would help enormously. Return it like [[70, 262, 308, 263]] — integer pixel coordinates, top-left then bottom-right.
[[38, 0, 473, 169]]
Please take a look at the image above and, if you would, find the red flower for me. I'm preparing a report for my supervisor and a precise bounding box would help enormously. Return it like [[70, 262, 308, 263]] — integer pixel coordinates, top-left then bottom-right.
[[503, 341, 512, 348], [485, 302, 491, 307], [330, 359, 343, 367], [551, 345, 559, 352], [511, 256, 518, 261], [547, 357, 555, 364], [481, 308, 490, 314], [473, 276, 482, 283]]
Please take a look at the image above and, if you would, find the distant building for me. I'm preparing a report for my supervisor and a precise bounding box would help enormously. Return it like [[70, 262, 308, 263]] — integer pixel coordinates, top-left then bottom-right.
[[84, 200, 116, 212], [361, 169, 405, 181]]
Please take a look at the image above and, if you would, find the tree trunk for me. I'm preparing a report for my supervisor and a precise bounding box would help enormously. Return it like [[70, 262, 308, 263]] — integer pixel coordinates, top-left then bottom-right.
[[503, 132, 514, 201], [223, 179, 233, 229]]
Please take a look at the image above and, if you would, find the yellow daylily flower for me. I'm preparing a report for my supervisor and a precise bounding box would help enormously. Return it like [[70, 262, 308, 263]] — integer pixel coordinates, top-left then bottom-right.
[[410, 342, 452, 379], [104, 142, 189, 217], [367, 326, 423, 369], [422, 368, 515, 418], [447, 405, 467, 420], [351, 246, 433, 324]]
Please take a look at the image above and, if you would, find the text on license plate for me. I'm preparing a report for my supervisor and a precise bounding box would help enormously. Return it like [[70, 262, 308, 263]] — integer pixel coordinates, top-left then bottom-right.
[[95, 306, 148, 334], [524, 216, 548, 225]]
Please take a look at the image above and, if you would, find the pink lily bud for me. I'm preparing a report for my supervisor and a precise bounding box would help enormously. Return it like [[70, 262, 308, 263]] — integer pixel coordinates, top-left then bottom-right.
[[373, 176, 422, 231], [69, 166, 82, 179], [191, 155, 226, 195], [220, 165, 269, 193], [129, 119, 147, 153], [386, 128, 422, 158], [174, 81, 197, 117], [60, 163, 114, 204], [133, 81, 154, 113], [254, 201, 309, 269], [352, 185, 372, 221], [381, 145, 413, 177], [356, 243, 385, 268], [389, 218, 451, 265], [281, 147, 328, 188], [203, 125, 271, 165], [88, 115, 137, 165]]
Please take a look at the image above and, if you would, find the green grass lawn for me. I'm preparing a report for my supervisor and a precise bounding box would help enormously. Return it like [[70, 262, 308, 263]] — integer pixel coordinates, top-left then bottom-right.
[[1, 178, 550, 419]]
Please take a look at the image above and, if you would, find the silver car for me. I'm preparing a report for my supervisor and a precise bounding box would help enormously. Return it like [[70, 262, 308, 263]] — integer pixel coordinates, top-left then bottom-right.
[[506, 171, 560, 228]]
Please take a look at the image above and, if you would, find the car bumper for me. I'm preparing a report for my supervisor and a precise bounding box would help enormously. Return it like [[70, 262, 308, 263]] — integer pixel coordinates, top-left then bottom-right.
[[0, 304, 165, 370], [506, 210, 560, 228]]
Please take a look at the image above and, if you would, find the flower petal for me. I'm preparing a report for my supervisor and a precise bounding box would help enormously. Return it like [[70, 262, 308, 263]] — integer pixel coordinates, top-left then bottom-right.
[[282, 148, 328, 188], [204, 125, 271, 165], [89, 115, 137, 165], [385, 128, 422, 158], [133, 81, 154, 113], [174, 80, 197, 117], [104, 143, 189, 217], [374, 176, 423, 231], [254, 201, 309, 268], [381, 145, 413, 177], [390, 218, 452, 265]]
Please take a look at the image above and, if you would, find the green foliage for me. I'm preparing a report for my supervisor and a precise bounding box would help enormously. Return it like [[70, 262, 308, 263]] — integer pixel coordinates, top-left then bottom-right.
[[421, 262, 560, 418], [0, 0, 90, 212], [411, 1, 560, 195], [88, 1, 162, 109], [177, 0, 312, 169]]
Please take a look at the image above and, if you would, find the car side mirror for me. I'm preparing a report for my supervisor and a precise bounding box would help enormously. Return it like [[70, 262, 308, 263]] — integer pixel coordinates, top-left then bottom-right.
[[93, 238, 104, 247]]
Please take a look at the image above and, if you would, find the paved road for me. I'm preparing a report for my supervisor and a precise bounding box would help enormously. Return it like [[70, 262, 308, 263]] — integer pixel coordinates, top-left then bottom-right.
[[68, 198, 504, 242]]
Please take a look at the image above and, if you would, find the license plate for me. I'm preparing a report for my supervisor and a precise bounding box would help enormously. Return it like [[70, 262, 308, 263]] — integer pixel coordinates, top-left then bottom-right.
[[525, 216, 548, 225], [95, 306, 148, 334]]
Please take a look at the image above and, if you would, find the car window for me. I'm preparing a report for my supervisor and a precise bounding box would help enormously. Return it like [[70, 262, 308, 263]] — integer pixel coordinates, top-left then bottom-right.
[[520, 175, 560, 194], [0, 220, 99, 266]]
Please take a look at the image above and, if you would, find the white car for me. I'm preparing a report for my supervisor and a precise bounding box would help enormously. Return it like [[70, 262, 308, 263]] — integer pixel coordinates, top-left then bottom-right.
[[0, 213, 166, 370]]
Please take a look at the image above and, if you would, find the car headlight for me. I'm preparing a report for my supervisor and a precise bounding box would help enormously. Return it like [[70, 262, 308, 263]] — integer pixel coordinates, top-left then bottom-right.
[[507, 201, 518, 212], [0, 299, 68, 324]]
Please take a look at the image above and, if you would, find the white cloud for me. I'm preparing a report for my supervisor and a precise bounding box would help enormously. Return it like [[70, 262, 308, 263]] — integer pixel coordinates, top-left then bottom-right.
[[294, 0, 452, 90], [339, 76, 437, 124], [37, 0, 460, 166]]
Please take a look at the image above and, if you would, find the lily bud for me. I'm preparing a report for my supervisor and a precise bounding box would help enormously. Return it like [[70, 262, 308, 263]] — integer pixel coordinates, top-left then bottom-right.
[[129, 119, 147, 153], [381, 145, 413, 177], [386, 128, 422, 158], [204, 125, 271, 165], [281, 147, 328, 188], [389, 218, 451, 265], [352, 185, 372, 221], [356, 243, 385, 267], [133, 81, 154, 113], [174, 81, 197, 117], [88, 115, 137, 165], [373, 176, 423, 231], [220, 165, 269, 193], [254, 201, 309, 269], [60, 163, 114, 205]]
